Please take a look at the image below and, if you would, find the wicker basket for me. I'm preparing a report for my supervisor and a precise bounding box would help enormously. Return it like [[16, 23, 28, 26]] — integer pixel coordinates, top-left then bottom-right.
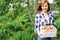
[[39, 25, 57, 37]]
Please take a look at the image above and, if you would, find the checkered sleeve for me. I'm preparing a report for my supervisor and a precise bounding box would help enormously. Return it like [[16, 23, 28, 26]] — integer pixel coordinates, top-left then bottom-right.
[[35, 14, 40, 34], [51, 12, 54, 24], [51, 12, 56, 27]]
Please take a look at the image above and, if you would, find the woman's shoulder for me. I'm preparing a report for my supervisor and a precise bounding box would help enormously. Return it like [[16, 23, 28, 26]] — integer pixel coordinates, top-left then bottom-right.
[[36, 11, 42, 15], [48, 11, 54, 15], [35, 12, 43, 19]]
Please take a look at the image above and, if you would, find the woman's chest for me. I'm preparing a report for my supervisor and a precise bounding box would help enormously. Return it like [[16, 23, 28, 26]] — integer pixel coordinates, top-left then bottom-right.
[[39, 13, 53, 22]]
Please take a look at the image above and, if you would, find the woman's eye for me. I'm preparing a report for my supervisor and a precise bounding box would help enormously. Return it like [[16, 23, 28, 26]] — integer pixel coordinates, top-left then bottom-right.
[[43, 5, 48, 7], [45, 5, 48, 7]]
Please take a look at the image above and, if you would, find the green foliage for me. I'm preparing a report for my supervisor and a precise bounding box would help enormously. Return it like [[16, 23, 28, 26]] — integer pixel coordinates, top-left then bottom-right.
[[54, 14, 60, 31], [54, 0, 60, 10], [0, 0, 60, 40], [0, 27, 13, 40]]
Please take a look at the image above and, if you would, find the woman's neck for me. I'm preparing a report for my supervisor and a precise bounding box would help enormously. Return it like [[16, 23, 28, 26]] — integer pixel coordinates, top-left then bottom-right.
[[42, 11, 48, 14], [42, 11, 49, 18]]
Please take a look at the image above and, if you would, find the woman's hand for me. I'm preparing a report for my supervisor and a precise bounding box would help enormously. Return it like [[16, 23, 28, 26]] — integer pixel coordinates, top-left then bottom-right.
[[38, 32, 47, 38], [54, 35, 57, 37]]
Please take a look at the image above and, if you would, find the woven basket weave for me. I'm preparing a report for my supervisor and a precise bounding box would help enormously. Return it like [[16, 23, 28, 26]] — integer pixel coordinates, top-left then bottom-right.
[[39, 25, 57, 37]]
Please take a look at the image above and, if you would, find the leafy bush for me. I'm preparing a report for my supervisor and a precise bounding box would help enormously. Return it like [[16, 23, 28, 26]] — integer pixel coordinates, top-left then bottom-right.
[[0, 27, 13, 40]]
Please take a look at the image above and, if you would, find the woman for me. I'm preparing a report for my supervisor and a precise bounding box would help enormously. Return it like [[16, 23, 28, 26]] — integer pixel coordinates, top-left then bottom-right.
[[35, 1, 56, 40]]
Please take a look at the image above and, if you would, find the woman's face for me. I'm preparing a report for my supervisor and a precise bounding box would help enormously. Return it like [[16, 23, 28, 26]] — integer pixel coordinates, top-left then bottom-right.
[[41, 3, 48, 12]]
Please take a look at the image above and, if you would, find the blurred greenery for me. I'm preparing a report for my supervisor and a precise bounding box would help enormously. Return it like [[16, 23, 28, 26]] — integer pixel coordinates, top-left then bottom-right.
[[0, 0, 60, 40]]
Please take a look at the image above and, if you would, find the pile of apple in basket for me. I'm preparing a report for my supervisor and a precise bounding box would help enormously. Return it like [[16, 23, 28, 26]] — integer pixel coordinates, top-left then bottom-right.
[[39, 25, 57, 37]]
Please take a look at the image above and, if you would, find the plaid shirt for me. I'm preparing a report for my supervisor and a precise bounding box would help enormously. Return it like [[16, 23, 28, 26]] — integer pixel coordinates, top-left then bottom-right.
[[35, 11, 56, 34]]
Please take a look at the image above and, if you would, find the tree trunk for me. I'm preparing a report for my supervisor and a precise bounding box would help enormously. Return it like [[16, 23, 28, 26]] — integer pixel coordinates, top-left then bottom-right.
[[34, 0, 39, 40], [27, 0, 34, 24]]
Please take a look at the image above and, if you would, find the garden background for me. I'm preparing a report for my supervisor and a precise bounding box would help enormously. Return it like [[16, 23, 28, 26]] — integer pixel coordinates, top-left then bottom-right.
[[0, 0, 60, 40]]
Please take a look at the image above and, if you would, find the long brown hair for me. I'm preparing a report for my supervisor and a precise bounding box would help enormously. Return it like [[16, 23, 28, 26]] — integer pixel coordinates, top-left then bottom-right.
[[35, 1, 50, 13]]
